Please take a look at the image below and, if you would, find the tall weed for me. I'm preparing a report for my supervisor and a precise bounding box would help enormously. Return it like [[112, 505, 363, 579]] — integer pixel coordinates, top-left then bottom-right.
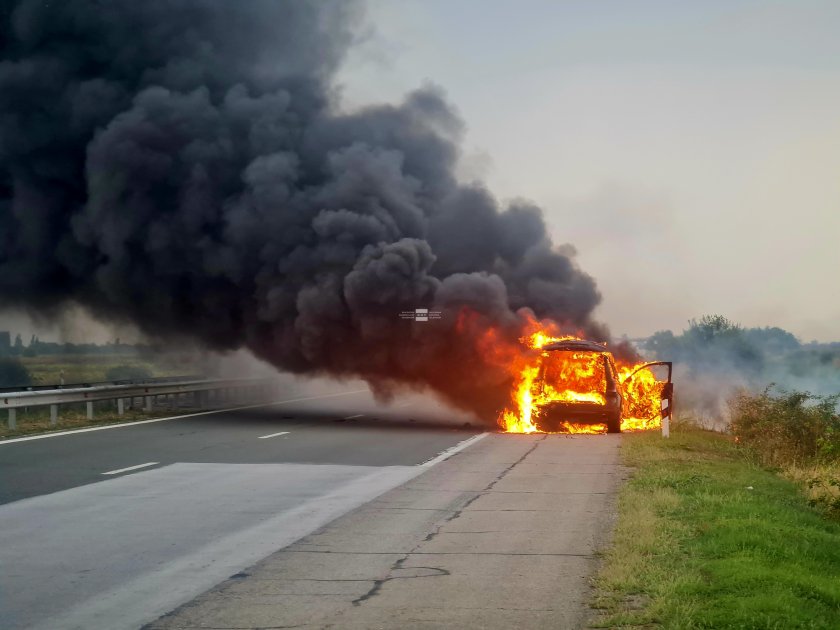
[[728, 386, 840, 467]]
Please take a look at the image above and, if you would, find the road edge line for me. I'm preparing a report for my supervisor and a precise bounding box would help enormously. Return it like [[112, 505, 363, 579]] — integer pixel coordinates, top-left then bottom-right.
[[419, 432, 489, 467], [102, 462, 160, 476]]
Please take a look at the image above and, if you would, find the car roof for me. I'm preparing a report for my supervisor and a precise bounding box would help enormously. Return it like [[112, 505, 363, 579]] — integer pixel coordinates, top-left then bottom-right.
[[542, 339, 610, 353]]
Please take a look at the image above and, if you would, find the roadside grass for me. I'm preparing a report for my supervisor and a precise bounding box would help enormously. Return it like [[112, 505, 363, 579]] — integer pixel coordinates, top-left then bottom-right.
[[784, 463, 840, 521], [19, 353, 201, 385], [729, 387, 840, 521], [591, 421, 840, 629]]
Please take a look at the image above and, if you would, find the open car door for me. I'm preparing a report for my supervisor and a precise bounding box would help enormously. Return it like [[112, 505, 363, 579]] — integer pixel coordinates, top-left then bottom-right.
[[620, 361, 674, 433]]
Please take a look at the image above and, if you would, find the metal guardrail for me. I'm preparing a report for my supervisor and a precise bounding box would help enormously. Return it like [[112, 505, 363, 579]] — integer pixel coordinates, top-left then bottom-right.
[[2, 377, 276, 430], [0, 374, 207, 394]]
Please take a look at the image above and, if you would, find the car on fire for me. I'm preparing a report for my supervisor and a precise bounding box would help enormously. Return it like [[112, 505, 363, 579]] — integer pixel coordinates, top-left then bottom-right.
[[530, 339, 673, 434]]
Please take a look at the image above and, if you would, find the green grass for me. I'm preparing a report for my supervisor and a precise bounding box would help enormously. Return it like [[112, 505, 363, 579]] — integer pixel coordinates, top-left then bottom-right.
[[19, 353, 203, 385], [591, 422, 840, 629]]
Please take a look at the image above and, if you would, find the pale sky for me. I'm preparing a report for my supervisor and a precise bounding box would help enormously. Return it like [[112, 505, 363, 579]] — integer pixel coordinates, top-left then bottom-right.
[[338, 0, 840, 342], [3, 1, 838, 345]]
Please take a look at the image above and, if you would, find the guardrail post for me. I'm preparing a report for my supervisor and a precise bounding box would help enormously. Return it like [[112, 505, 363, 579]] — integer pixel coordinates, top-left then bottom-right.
[[8, 408, 16, 430], [144, 396, 153, 412], [117, 398, 125, 415], [86, 401, 94, 420], [50, 404, 58, 426]]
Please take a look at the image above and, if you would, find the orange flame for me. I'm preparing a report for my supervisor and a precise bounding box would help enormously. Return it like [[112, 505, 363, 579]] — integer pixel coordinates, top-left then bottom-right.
[[494, 320, 665, 434], [617, 364, 666, 432]]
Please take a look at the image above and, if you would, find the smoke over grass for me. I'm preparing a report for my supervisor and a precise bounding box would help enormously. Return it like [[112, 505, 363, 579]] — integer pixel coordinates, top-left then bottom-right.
[[0, 1, 618, 421], [644, 315, 840, 422]]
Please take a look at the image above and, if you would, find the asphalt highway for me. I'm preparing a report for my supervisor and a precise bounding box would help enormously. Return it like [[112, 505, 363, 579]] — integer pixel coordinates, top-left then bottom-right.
[[0, 384, 482, 630]]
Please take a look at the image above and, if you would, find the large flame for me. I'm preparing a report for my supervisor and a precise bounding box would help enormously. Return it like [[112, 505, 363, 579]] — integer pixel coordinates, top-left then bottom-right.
[[495, 321, 665, 434]]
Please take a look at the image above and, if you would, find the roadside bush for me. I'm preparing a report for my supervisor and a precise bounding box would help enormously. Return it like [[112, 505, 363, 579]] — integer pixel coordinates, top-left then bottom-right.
[[729, 386, 840, 467], [806, 475, 840, 518], [0, 357, 32, 387], [105, 365, 153, 381]]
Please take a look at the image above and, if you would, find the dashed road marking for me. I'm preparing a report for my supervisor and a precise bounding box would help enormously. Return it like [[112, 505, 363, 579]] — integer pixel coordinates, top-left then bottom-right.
[[102, 462, 159, 476], [258, 431, 290, 440]]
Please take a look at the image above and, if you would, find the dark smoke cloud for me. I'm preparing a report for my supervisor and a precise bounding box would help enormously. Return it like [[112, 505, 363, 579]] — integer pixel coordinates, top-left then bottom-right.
[[0, 0, 613, 421]]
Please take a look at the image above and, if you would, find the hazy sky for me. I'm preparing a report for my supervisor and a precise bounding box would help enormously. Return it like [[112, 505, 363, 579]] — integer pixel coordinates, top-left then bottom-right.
[[3, 1, 838, 345], [338, 0, 840, 341]]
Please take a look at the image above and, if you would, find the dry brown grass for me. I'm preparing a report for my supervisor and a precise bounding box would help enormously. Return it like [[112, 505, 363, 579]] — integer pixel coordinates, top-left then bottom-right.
[[784, 462, 840, 520], [19, 353, 203, 385]]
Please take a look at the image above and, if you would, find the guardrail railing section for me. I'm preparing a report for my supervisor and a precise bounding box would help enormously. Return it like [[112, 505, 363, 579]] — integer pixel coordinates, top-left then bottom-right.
[[2, 378, 278, 430]]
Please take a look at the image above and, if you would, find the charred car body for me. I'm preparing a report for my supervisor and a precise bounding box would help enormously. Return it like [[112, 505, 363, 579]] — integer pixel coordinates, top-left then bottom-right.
[[530, 340, 673, 433]]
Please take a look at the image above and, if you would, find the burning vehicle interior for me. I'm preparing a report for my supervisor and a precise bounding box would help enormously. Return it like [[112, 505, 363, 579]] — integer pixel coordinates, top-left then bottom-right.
[[530, 340, 626, 433], [497, 331, 673, 435]]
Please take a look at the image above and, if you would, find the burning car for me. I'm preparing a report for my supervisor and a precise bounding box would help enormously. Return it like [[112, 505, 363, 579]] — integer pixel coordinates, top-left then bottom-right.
[[497, 330, 673, 435], [532, 339, 626, 433]]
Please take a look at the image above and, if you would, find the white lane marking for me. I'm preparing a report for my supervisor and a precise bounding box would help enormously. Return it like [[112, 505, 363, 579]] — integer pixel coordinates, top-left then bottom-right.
[[102, 462, 159, 476], [0, 389, 369, 446], [18, 463, 425, 630], [6, 437, 492, 629], [257, 431, 290, 440], [343, 414, 364, 419], [419, 432, 488, 467]]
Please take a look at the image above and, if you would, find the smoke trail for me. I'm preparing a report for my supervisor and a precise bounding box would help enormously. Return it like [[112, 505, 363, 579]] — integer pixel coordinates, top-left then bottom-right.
[[0, 0, 615, 420]]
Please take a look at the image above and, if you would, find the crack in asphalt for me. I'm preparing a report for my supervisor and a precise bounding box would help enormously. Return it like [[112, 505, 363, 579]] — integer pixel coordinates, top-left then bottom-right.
[[351, 436, 547, 607]]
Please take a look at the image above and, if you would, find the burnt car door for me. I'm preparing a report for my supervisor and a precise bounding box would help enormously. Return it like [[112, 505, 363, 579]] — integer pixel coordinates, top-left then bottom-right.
[[620, 361, 674, 430]]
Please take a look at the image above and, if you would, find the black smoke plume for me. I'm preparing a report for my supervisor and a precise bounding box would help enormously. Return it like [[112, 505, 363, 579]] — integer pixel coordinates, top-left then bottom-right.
[[0, 0, 615, 421]]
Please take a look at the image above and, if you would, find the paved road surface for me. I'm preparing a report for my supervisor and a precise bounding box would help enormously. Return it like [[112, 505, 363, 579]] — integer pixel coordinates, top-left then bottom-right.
[[0, 386, 481, 630], [149, 433, 624, 629]]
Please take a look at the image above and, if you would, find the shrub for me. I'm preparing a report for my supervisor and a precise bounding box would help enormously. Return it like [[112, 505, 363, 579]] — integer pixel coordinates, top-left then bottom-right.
[[729, 386, 840, 467], [805, 475, 840, 519], [0, 358, 33, 387]]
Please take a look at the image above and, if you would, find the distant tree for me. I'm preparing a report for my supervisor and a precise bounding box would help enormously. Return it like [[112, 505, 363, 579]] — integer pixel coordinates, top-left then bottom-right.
[[0, 358, 32, 387], [743, 327, 800, 356], [647, 330, 677, 360], [686, 315, 742, 343], [10, 334, 23, 356], [23, 334, 38, 357], [650, 315, 764, 374]]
